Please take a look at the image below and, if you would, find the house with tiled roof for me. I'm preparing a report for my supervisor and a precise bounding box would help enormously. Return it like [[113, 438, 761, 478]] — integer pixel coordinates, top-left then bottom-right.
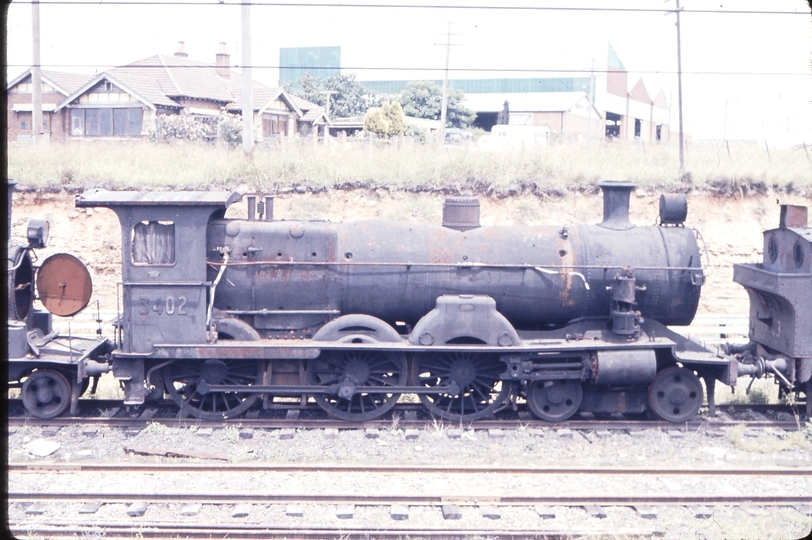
[[6, 69, 92, 143], [6, 42, 329, 144]]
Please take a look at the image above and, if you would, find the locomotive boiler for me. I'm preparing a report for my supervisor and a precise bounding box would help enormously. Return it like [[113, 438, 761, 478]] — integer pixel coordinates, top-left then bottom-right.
[[206, 182, 703, 334]]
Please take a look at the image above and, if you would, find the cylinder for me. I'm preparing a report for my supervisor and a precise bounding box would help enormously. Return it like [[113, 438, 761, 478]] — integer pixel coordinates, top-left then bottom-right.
[[593, 349, 657, 386]]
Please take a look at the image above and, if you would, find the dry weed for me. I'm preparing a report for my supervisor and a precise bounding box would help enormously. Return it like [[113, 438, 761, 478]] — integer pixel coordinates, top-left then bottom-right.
[[8, 139, 812, 193]]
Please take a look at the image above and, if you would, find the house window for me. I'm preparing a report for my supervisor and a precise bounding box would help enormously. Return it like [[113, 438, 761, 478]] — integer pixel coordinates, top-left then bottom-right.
[[69, 108, 142, 137], [634, 119, 642, 138], [656, 125, 662, 141], [132, 221, 175, 265], [17, 112, 49, 132]]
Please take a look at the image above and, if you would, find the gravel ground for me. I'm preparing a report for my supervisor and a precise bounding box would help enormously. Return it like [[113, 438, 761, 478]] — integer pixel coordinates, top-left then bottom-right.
[[8, 422, 812, 539]]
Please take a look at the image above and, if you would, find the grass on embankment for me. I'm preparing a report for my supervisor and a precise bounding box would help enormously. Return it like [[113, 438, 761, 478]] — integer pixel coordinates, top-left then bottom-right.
[[7, 138, 812, 196]]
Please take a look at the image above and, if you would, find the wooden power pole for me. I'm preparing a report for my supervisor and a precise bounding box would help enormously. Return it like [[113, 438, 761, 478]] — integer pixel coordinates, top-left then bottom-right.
[[31, 0, 42, 146], [241, 1, 254, 154]]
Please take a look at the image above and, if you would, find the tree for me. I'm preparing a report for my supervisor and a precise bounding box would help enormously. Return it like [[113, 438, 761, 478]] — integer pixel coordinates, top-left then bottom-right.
[[384, 101, 405, 137], [364, 101, 405, 139], [399, 81, 476, 129], [293, 72, 378, 118]]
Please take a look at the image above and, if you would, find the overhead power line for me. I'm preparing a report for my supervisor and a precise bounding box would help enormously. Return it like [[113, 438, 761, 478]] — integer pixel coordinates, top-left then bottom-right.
[[7, 1, 811, 14], [8, 63, 811, 77]]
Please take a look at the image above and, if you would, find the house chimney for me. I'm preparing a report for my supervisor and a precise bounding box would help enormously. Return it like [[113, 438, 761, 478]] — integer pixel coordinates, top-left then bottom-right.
[[216, 42, 230, 79], [175, 41, 188, 58]]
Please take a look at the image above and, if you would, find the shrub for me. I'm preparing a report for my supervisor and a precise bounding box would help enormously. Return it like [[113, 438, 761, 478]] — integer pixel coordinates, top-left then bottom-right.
[[150, 114, 214, 143]]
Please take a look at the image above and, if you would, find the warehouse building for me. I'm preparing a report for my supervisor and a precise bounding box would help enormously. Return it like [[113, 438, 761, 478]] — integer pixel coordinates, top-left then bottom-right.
[[283, 43, 678, 143]]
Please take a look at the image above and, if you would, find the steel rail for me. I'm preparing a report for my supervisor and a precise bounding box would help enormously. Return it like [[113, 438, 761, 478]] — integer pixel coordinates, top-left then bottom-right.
[[9, 491, 812, 506], [11, 461, 812, 476], [8, 523, 665, 540], [7, 414, 804, 432]]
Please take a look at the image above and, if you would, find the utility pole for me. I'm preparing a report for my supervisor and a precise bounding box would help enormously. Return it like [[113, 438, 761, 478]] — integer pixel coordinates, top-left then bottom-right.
[[241, 0, 254, 154], [31, 0, 42, 146], [439, 20, 451, 146], [673, 0, 685, 176], [320, 90, 337, 140], [320, 90, 338, 117], [587, 57, 596, 141]]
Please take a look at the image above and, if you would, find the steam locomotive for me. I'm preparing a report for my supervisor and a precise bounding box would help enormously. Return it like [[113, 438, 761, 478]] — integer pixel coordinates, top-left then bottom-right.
[[7, 179, 810, 422]]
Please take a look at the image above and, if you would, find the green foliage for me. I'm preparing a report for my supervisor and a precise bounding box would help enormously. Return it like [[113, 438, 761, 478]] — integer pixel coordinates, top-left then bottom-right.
[[364, 108, 389, 138], [384, 101, 405, 137], [403, 123, 428, 143], [149, 110, 242, 147], [399, 81, 476, 129], [149, 114, 213, 143], [364, 102, 405, 139], [728, 387, 771, 404], [218, 110, 242, 147], [294, 72, 378, 118]]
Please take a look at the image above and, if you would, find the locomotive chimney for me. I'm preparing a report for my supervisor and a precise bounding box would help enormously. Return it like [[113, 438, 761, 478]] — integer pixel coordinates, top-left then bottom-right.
[[779, 205, 808, 229], [598, 181, 635, 231]]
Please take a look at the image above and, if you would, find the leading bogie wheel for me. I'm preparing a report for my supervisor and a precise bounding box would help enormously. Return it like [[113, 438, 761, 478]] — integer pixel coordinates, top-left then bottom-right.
[[526, 379, 583, 422], [412, 351, 511, 422], [22, 369, 72, 419], [163, 359, 262, 420], [308, 350, 406, 421], [648, 366, 703, 422]]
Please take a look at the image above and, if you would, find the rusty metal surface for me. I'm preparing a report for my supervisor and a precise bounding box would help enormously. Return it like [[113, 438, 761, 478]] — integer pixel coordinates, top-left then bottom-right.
[[734, 206, 812, 360], [36, 253, 93, 317], [207, 220, 703, 330]]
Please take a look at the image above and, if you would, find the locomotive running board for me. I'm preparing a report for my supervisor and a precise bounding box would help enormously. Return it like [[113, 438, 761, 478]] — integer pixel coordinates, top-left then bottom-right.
[[194, 381, 453, 396]]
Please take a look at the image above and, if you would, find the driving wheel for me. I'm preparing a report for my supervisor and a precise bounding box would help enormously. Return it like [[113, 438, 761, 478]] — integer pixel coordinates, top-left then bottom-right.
[[413, 351, 510, 422], [163, 359, 262, 420], [308, 350, 405, 421]]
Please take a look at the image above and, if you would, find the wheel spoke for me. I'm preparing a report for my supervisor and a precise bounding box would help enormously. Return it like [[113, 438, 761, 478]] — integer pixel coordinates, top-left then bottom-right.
[[414, 352, 510, 422], [309, 351, 404, 421], [164, 360, 261, 420]]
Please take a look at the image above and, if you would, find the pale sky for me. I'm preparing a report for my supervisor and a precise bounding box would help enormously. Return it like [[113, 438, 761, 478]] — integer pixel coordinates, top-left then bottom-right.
[[5, 0, 812, 145]]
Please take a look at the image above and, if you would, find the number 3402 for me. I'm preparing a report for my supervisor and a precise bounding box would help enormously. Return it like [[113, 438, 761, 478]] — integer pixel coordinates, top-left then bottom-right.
[[138, 295, 188, 316]]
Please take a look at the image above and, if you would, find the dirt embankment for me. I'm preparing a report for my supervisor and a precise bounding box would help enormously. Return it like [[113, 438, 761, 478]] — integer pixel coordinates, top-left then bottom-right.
[[9, 188, 811, 317]]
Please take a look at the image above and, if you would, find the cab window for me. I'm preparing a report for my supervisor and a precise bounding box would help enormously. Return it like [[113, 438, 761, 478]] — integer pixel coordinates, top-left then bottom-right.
[[132, 221, 175, 264]]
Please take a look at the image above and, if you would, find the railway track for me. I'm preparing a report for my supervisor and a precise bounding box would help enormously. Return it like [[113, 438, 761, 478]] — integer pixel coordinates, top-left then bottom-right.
[[7, 523, 667, 539], [7, 399, 806, 432], [10, 464, 812, 539]]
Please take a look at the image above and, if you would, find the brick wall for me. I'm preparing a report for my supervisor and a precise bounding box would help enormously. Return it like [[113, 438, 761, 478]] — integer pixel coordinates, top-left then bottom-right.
[[6, 91, 69, 143]]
